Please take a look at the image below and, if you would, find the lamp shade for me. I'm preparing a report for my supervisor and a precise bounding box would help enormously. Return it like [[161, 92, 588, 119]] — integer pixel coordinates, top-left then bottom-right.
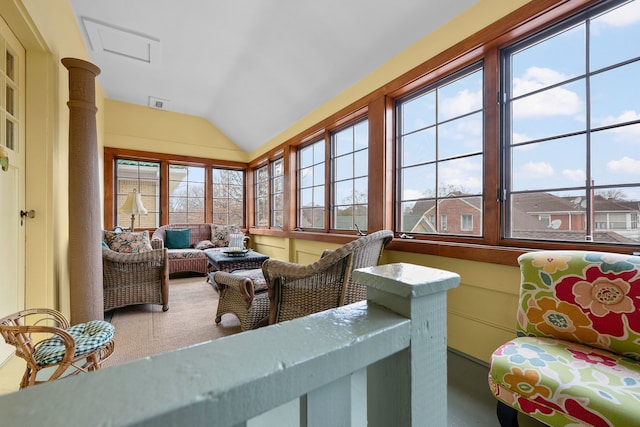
[[118, 188, 148, 215]]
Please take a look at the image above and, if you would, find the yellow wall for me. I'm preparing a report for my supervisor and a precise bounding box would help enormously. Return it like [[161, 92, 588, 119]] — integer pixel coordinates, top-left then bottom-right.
[[105, 99, 248, 162], [252, 236, 522, 363]]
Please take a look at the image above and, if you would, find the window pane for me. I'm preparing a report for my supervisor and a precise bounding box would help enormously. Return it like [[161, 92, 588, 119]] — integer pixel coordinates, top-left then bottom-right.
[[334, 153, 353, 181], [401, 128, 436, 167], [590, 1, 640, 71], [591, 124, 640, 186], [402, 164, 436, 200], [438, 156, 483, 197], [169, 165, 205, 223], [590, 62, 640, 128], [213, 168, 244, 226], [511, 80, 586, 143], [116, 160, 160, 229], [331, 119, 368, 231], [271, 158, 284, 228], [255, 165, 268, 228], [438, 112, 483, 160], [438, 70, 483, 122], [511, 135, 586, 192], [511, 25, 585, 97], [401, 90, 436, 134], [298, 139, 326, 230]]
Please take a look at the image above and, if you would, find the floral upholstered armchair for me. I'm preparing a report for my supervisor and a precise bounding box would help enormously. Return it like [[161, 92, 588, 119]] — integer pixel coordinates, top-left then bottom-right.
[[488, 251, 640, 426]]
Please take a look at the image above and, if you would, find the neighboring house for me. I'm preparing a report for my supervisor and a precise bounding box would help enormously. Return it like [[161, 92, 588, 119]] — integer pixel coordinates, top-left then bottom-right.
[[512, 193, 639, 243], [405, 192, 640, 243], [408, 193, 482, 236]]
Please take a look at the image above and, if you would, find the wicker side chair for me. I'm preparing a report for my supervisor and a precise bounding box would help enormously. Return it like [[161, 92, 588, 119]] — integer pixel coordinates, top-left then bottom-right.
[[262, 245, 354, 324], [0, 308, 115, 388], [102, 234, 169, 312]]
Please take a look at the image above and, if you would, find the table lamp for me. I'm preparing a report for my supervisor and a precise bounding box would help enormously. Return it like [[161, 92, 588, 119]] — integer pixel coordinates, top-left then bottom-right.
[[118, 188, 148, 230]]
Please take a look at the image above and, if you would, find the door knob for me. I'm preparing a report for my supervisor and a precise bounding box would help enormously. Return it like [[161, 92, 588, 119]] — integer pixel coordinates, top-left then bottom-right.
[[20, 209, 35, 225]]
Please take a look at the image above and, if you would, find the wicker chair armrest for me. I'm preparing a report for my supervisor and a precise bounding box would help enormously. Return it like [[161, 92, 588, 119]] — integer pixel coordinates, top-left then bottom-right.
[[213, 271, 254, 301], [102, 247, 167, 264], [262, 245, 352, 282], [151, 239, 163, 250], [9, 308, 71, 330], [3, 323, 76, 381], [320, 249, 333, 258], [151, 228, 166, 241]]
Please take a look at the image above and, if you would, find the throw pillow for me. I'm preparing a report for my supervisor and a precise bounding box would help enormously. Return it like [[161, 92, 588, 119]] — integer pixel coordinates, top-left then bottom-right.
[[104, 230, 153, 254], [211, 224, 240, 247], [165, 228, 191, 249], [195, 239, 215, 250]]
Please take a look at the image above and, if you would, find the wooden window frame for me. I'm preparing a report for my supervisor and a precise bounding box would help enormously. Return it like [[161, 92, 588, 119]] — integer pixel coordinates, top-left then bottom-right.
[[104, 147, 247, 230]]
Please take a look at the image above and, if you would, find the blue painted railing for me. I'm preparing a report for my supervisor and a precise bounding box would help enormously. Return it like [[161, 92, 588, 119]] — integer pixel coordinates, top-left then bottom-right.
[[0, 263, 459, 427]]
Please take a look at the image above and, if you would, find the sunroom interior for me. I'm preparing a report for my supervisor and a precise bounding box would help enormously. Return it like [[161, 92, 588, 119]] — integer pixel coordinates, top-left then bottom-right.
[[0, 0, 639, 423]]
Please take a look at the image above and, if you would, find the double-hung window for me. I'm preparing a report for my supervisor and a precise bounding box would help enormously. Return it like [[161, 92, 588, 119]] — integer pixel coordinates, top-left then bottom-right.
[[115, 159, 160, 229], [254, 165, 269, 227], [212, 167, 244, 226], [271, 158, 284, 228], [331, 120, 369, 231], [169, 165, 205, 224], [298, 139, 326, 229], [396, 64, 484, 236], [502, 0, 640, 245]]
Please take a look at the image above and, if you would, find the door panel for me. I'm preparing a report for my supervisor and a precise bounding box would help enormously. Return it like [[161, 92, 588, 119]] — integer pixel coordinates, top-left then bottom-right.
[[0, 16, 25, 364]]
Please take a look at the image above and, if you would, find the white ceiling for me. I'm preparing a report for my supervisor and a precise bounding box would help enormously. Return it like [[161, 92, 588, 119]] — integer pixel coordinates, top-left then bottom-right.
[[69, 0, 477, 153]]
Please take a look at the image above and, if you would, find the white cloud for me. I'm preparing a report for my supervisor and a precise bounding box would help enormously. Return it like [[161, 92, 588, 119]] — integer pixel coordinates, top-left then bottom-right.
[[595, 1, 640, 28], [440, 158, 483, 192], [403, 188, 426, 201], [512, 67, 582, 119], [607, 157, 640, 174], [441, 89, 482, 118], [598, 111, 640, 142], [512, 132, 534, 145], [562, 168, 586, 182], [519, 161, 554, 178]]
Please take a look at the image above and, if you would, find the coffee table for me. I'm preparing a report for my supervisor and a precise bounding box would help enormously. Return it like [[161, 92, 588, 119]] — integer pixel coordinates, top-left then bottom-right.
[[204, 249, 269, 274]]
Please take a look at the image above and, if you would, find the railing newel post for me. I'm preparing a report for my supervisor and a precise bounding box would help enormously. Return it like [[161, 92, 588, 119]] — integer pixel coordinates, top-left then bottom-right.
[[353, 263, 460, 427]]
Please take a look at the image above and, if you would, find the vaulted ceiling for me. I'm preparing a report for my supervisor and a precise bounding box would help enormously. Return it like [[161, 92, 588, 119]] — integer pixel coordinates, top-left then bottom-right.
[[69, 0, 477, 153]]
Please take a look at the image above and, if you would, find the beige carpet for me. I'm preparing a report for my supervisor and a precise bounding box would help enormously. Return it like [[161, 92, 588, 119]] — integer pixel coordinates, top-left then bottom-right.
[[104, 276, 242, 367]]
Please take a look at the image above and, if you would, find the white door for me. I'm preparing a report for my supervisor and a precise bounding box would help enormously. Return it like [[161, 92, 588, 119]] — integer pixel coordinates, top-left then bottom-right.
[[0, 16, 26, 364]]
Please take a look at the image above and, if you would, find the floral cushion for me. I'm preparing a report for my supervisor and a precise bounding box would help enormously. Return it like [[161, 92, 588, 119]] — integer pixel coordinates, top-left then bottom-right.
[[167, 249, 207, 260], [211, 224, 240, 247], [195, 239, 216, 250], [489, 251, 640, 427], [104, 230, 153, 254]]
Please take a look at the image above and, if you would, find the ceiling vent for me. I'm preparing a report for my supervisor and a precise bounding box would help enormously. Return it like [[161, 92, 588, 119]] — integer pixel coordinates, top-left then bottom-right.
[[82, 17, 161, 64], [149, 96, 170, 109]]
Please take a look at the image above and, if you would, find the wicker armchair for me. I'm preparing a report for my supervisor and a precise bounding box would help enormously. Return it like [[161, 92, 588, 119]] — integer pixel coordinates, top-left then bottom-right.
[[263, 247, 354, 324], [102, 234, 169, 312], [212, 230, 393, 329], [0, 308, 115, 388]]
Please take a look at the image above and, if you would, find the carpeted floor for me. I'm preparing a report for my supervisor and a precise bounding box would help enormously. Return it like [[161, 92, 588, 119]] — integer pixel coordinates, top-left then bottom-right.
[[104, 276, 242, 367]]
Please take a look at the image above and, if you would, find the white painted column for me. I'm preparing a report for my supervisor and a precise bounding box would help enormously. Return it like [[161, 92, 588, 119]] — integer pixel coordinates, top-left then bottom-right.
[[353, 263, 460, 427]]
